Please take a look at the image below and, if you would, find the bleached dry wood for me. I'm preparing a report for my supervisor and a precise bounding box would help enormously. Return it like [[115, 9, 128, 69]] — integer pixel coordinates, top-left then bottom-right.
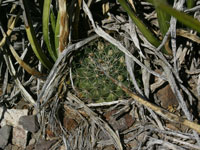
[[96, 62, 200, 134]]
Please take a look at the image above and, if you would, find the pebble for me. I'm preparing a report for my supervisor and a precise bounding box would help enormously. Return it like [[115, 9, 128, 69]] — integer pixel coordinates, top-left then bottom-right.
[[12, 126, 28, 148], [0, 125, 11, 149], [19, 115, 40, 133]]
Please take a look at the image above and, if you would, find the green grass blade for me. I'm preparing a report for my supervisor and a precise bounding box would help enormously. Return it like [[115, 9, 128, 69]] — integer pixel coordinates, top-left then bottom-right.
[[117, 0, 160, 47], [55, 12, 60, 55], [20, 0, 53, 70], [26, 26, 53, 70], [117, 0, 172, 54], [149, 0, 200, 33], [187, 0, 195, 8], [50, 8, 56, 33], [43, 0, 57, 61], [153, 0, 170, 36]]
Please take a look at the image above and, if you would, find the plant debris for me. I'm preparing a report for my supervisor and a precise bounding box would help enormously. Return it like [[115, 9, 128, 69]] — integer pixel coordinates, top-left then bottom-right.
[[0, 0, 200, 150]]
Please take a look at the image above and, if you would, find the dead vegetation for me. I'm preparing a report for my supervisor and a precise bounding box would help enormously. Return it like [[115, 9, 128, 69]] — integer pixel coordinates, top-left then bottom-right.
[[0, 0, 200, 150]]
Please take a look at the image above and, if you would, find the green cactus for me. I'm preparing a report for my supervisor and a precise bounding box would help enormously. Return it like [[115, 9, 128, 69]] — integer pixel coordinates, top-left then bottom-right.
[[72, 39, 133, 103]]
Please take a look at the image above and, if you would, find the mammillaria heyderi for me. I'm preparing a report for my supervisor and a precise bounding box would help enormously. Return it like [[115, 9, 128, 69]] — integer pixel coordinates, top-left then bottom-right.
[[72, 39, 133, 103]]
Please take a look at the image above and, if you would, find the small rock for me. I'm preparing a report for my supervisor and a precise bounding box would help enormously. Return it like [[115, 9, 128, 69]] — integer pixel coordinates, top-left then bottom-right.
[[11, 145, 21, 150], [35, 139, 57, 150], [19, 115, 40, 133], [0, 125, 12, 149], [4, 144, 12, 150], [28, 138, 35, 146], [12, 126, 28, 148], [0, 108, 28, 128]]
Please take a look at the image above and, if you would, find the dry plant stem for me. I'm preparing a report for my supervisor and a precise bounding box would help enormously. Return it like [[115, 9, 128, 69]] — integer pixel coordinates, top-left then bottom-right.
[[82, 0, 167, 81], [161, 61, 200, 144], [97, 64, 200, 134], [128, 17, 145, 59], [161, 27, 200, 82], [153, 29, 178, 76], [0, 11, 19, 48], [165, 29, 200, 45], [2, 68, 8, 95], [37, 34, 98, 108], [185, 5, 200, 12], [147, 137, 185, 150], [186, 69, 200, 74], [123, 37, 164, 130], [151, 28, 183, 83], [69, 67, 76, 92], [179, 83, 193, 105], [8, 40, 46, 80], [134, 21, 182, 84], [147, 108, 165, 130], [125, 55, 143, 95], [142, 60, 150, 98], [198, 75, 200, 97], [59, 0, 69, 53], [1, 48, 36, 106], [164, 135, 200, 150], [0, 16, 46, 80], [170, 1, 181, 80], [123, 34, 144, 95], [87, 100, 127, 107], [151, 127, 195, 139], [67, 92, 123, 150]]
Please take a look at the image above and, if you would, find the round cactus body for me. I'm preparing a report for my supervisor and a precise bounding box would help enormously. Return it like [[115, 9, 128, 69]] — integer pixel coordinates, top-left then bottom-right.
[[72, 39, 132, 103]]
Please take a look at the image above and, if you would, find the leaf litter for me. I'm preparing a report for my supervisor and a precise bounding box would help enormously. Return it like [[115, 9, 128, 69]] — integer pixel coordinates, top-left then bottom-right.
[[0, 0, 200, 149]]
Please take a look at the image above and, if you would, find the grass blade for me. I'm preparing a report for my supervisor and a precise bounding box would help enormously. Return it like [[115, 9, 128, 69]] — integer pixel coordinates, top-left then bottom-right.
[[0, 15, 46, 79], [153, 0, 170, 36], [9, 44, 46, 80], [43, 0, 57, 61], [55, 12, 60, 54], [50, 8, 56, 33], [187, 0, 195, 8], [149, 0, 200, 33], [118, 0, 160, 47], [20, 0, 53, 70], [117, 0, 172, 54]]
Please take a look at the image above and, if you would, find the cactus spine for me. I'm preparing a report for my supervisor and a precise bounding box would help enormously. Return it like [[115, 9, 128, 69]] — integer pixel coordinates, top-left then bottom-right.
[[72, 39, 132, 103]]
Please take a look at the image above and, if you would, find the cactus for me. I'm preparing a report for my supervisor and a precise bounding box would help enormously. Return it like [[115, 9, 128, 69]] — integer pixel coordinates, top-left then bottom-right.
[[72, 39, 132, 103]]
